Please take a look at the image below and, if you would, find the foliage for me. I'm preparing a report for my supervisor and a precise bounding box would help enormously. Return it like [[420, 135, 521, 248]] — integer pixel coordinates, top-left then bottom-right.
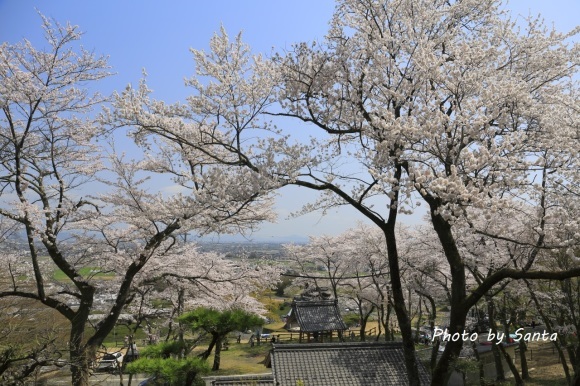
[[343, 313, 361, 328], [140, 341, 187, 359], [179, 307, 264, 371], [123, 246, 279, 346], [126, 356, 209, 386], [275, 275, 294, 297], [180, 307, 264, 335]]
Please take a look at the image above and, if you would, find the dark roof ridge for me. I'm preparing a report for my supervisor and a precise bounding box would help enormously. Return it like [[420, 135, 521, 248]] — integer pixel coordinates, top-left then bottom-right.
[[293, 299, 337, 305], [272, 341, 404, 350]]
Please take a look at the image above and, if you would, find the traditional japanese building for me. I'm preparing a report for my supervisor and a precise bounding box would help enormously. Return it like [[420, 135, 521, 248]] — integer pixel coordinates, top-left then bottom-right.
[[266, 342, 431, 385], [284, 299, 348, 342]]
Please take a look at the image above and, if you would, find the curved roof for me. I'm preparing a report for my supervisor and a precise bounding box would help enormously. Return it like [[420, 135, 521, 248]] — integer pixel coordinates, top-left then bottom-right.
[[288, 299, 348, 332]]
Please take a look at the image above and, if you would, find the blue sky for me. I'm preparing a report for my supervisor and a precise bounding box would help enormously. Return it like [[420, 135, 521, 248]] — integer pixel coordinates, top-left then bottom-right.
[[1, 0, 578, 242]]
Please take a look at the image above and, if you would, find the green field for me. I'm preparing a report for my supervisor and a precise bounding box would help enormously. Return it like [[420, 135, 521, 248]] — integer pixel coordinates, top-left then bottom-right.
[[53, 267, 116, 282]]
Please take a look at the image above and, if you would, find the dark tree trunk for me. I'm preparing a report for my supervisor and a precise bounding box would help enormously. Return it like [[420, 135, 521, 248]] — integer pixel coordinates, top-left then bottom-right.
[[70, 348, 91, 386], [490, 344, 505, 381], [69, 291, 97, 386], [69, 339, 97, 386], [485, 298, 505, 381], [553, 340, 572, 385], [177, 288, 185, 355], [212, 336, 222, 371], [200, 334, 218, 361], [376, 303, 384, 341], [430, 340, 440, 376], [497, 343, 523, 385], [359, 305, 374, 342], [526, 279, 572, 384], [421, 292, 439, 375], [379, 163, 421, 386], [519, 340, 530, 380], [428, 210, 468, 385], [470, 340, 485, 386], [382, 225, 421, 385], [359, 313, 367, 342], [414, 294, 423, 344], [385, 301, 393, 341]]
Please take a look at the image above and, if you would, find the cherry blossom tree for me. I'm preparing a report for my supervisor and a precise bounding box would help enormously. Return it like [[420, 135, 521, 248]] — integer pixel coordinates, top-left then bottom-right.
[[284, 233, 358, 300], [0, 16, 276, 386], [126, 245, 279, 347], [109, 1, 579, 384], [277, 1, 579, 382], [0, 15, 112, 386], [284, 227, 385, 340], [344, 225, 394, 341]]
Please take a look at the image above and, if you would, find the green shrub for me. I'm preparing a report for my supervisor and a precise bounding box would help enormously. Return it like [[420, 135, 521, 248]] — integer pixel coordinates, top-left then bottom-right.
[[126, 356, 209, 386]]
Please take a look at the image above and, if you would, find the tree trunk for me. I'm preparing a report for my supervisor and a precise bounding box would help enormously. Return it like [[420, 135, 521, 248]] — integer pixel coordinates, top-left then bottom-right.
[[382, 223, 421, 386], [470, 340, 485, 386], [70, 342, 97, 386], [358, 308, 368, 342], [376, 303, 384, 341], [429, 210, 468, 385], [212, 336, 222, 371], [415, 295, 423, 344], [359, 305, 374, 342], [377, 301, 393, 342], [419, 292, 438, 374], [430, 340, 440, 376], [490, 344, 505, 381], [485, 298, 505, 381], [497, 343, 523, 385], [69, 303, 96, 386], [70, 350, 91, 386], [200, 334, 218, 361], [177, 289, 185, 355], [519, 340, 530, 380], [553, 340, 572, 385], [385, 301, 393, 341], [526, 279, 572, 384], [185, 371, 196, 386], [565, 344, 580, 383]]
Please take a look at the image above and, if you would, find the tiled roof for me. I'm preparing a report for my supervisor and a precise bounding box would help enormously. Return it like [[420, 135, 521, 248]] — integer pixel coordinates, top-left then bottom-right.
[[204, 373, 274, 386], [270, 342, 431, 386], [290, 300, 348, 332]]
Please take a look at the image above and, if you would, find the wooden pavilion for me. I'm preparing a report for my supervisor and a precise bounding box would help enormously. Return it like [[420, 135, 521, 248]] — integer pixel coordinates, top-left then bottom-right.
[[284, 299, 348, 343]]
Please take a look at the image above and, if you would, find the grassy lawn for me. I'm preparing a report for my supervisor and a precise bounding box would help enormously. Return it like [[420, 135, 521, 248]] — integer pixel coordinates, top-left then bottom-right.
[[210, 341, 273, 375], [89, 323, 149, 347], [53, 266, 116, 282], [510, 341, 570, 386]]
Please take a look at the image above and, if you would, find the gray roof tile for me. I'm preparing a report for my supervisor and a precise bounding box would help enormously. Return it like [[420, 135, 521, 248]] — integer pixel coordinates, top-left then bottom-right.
[[270, 342, 430, 386], [289, 300, 348, 332]]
